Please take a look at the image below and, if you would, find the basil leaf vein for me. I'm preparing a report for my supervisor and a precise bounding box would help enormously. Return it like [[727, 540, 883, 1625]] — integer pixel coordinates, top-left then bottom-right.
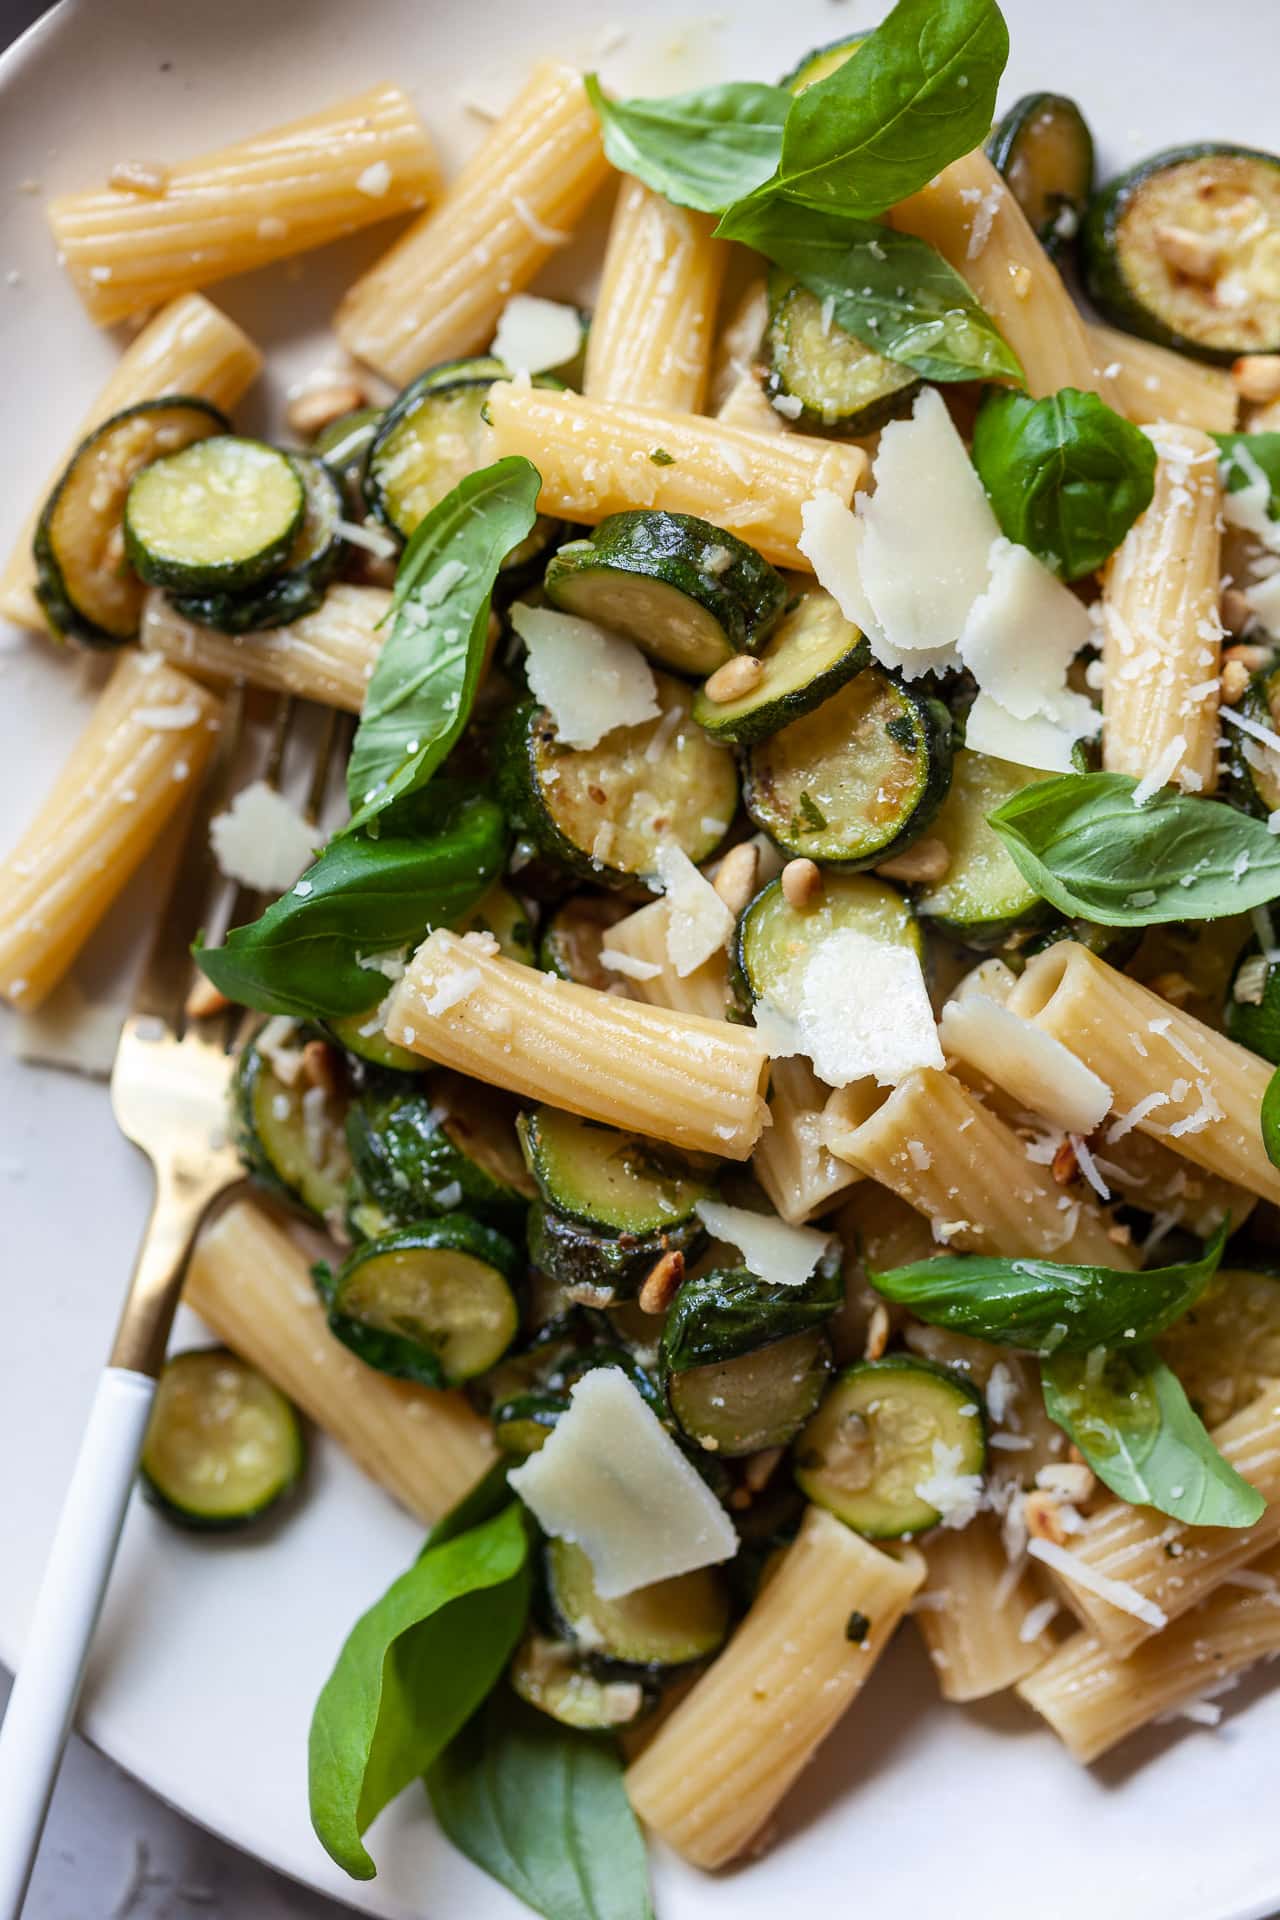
[[584, 75, 789, 214]]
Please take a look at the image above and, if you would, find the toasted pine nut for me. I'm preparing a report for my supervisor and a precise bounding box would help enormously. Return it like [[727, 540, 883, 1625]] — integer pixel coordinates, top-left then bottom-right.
[[1036, 1462, 1096, 1503], [703, 654, 764, 704], [108, 158, 171, 197], [1232, 354, 1280, 406], [286, 379, 369, 441], [1223, 641, 1270, 672], [864, 1302, 890, 1362], [780, 857, 822, 908], [1148, 970, 1196, 1008], [1221, 590, 1256, 640], [1107, 1221, 1134, 1248], [301, 1038, 342, 1096], [1051, 1137, 1078, 1186], [743, 1446, 785, 1494], [638, 1249, 685, 1315], [713, 841, 760, 916], [184, 976, 230, 1020], [1153, 223, 1223, 281], [876, 837, 950, 885], [1220, 658, 1250, 705], [1023, 1489, 1069, 1548]]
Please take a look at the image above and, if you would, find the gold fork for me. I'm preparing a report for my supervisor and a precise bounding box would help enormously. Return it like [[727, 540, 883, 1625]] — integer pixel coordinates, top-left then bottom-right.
[[0, 686, 340, 1918]]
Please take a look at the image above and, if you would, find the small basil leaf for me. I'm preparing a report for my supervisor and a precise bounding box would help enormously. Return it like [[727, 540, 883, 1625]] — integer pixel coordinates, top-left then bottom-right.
[[971, 387, 1156, 579], [427, 1687, 654, 1920], [194, 792, 506, 1020], [584, 74, 789, 214], [660, 1257, 843, 1375], [719, 200, 1022, 385], [1041, 1345, 1266, 1527], [308, 1502, 531, 1880], [1214, 431, 1280, 517], [1262, 1062, 1280, 1172], [346, 456, 541, 833], [988, 772, 1280, 926], [763, 0, 1008, 217], [872, 1222, 1226, 1355]]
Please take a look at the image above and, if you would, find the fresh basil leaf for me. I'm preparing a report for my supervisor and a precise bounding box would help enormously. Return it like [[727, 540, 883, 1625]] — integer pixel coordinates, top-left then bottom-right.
[[195, 792, 506, 1019], [758, 0, 1008, 218], [1214, 431, 1280, 516], [309, 1502, 531, 1880], [427, 1687, 654, 1920], [873, 1222, 1226, 1355], [583, 74, 789, 214], [1041, 1345, 1266, 1527], [988, 772, 1280, 926], [425, 1460, 515, 1551], [717, 198, 1022, 385], [346, 456, 541, 833], [660, 1258, 843, 1375], [1262, 1062, 1280, 1171], [971, 387, 1156, 579]]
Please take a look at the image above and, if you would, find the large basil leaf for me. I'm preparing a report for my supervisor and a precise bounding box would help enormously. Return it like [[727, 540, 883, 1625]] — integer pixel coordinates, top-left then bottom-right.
[[194, 792, 506, 1019], [717, 198, 1022, 385], [309, 1502, 531, 1880], [583, 75, 789, 214], [660, 1259, 842, 1375], [873, 1223, 1226, 1355], [1041, 1346, 1266, 1527], [1215, 431, 1280, 515], [345, 456, 541, 833], [972, 388, 1156, 579], [427, 1687, 653, 1920], [988, 772, 1280, 926]]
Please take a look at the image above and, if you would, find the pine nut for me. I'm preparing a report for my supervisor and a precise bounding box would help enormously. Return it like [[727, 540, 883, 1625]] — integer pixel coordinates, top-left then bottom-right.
[[638, 1249, 685, 1315], [301, 1038, 342, 1097], [1232, 354, 1280, 406], [703, 654, 763, 704], [1023, 1489, 1069, 1547], [863, 1302, 890, 1361], [286, 379, 369, 441], [1051, 1137, 1078, 1186], [1036, 1462, 1096, 1503], [1220, 658, 1250, 705], [876, 837, 951, 885], [780, 857, 822, 908], [184, 976, 230, 1020], [712, 841, 760, 916]]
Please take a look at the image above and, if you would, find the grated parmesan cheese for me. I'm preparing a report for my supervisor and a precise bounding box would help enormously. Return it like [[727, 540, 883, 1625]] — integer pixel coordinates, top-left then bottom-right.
[[1026, 1537, 1168, 1628], [598, 947, 662, 982], [914, 1439, 985, 1528]]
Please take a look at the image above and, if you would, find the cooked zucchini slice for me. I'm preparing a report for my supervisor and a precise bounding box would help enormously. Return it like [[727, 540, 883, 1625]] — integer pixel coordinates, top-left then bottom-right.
[[326, 1220, 522, 1387], [510, 1631, 651, 1729], [779, 34, 865, 92], [497, 675, 739, 888], [312, 405, 384, 513], [670, 1328, 833, 1456], [545, 1537, 730, 1666], [734, 871, 920, 1015], [692, 587, 869, 745], [518, 1107, 711, 1235], [328, 1008, 428, 1074], [743, 667, 952, 867], [34, 398, 227, 645], [543, 512, 788, 677], [765, 275, 920, 435], [125, 437, 305, 592], [1227, 940, 1280, 1062], [987, 93, 1094, 254], [1157, 1268, 1280, 1430], [169, 454, 347, 634], [1227, 662, 1280, 817], [527, 1200, 706, 1304], [493, 1390, 567, 1455], [457, 880, 537, 963], [233, 1039, 350, 1222], [140, 1348, 305, 1530], [794, 1356, 986, 1538], [915, 748, 1048, 947], [1083, 144, 1280, 361], [345, 1073, 534, 1237], [538, 893, 630, 986]]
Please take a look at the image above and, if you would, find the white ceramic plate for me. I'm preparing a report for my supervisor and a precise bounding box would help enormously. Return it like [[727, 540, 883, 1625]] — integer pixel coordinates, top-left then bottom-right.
[[2, 1, 1279, 1914]]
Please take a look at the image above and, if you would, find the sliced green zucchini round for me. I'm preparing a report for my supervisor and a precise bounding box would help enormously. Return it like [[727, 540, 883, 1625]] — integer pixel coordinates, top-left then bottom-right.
[[329, 1008, 428, 1074], [734, 870, 920, 1015], [538, 893, 630, 987], [169, 454, 348, 633], [915, 748, 1049, 948], [794, 1355, 986, 1537], [543, 512, 788, 677], [545, 1537, 730, 1666], [327, 1219, 522, 1387], [34, 397, 228, 645], [765, 274, 920, 435], [518, 1107, 711, 1235], [456, 880, 537, 963], [1083, 144, 1280, 361], [510, 1631, 652, 1729], [345, 1073, 534, 1237], [987, 93, 1094, 255], [140, 1348, 305, 1530], [743, 666, 952, 867], [233, 1039, 351, 1223], [493, 1389, 567, 1455], [692, 587, 869, 745], [125, 436, 305, 592], [670, 1327, 833, 1456], [1226, 662, 1280, 817], [527, 1200, 706, 1303], [312, 405, 384, 513], [779, 33, 866, 92], [497, 675, 739, 888]]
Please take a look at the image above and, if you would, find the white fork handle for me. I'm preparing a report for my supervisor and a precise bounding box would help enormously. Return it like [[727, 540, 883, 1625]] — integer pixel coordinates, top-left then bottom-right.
[[0, 1367, 155, 1920]]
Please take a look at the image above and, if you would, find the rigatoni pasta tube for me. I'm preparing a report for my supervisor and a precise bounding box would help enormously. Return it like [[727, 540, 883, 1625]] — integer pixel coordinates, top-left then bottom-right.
[[1040, 1386, 1280, 1658], [1018, 1543, 1280, 1762], [336, 62, 608, 384], [141, 583, 388, 711], [486, 384, 866, 570], [916, 1515, 1055, 1702], [755, 1059, 863, 1225], [890, 149, 1110, 400], [1008, 942, 1280, 1205], [384, 930, 769, 1158], [0, 656, 221, 1009], [825, 1067, 1134, 1265], [601, 899, 731, 1022], [49, 86, 439, 327], [0, 293, 261, 633], [185, 1200, 494, 1523], [1090, 322, 1238, 433], [1090, 1128, 1254, 1238], [1100, 424, 1224, 793], [584, 178, 727, 411], [625, 1507, 923, 1867]]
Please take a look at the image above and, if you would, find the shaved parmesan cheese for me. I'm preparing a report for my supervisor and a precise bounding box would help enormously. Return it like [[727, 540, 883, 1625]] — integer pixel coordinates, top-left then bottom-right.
[[958, 537, 1093, 719], [939, 994, 1112, 1134], [963, 693, 1081, 773], [1026, 1537, 1168, 1630], [751, 996, 804, 1059], [694, 1197, 832, 1288], [209, 781, 316, 892], [491, 293, 582, 375], [654, 843, 733, 977], [508, 1368, 738, 1596], [797, 928, 943, 1088], [511, 604, 658, 748], [598, 947, 662, 982]]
